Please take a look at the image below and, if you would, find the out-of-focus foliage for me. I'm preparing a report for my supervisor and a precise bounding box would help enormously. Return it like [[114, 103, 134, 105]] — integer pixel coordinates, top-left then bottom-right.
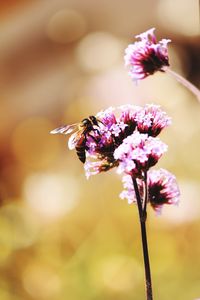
[[0, 1, 200, 299]]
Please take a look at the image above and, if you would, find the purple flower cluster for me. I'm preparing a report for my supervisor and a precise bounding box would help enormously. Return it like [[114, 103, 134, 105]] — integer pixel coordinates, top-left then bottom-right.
[[50, 102, 179, 212], [80, 103, 179, 212], [124, 28, 171, 82], [120, 169, 180, 213], [83, 104, 170, 178], [147, 169, 180, 213], [114, 132, 168, 178]]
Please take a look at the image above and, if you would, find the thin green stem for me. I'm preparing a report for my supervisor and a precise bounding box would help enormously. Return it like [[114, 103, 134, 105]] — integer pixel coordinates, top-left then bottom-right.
[[132, 177, 153, 300]]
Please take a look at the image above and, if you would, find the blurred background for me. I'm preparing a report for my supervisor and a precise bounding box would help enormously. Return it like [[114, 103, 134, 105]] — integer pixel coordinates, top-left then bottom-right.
[[0, 0, 200, 299]]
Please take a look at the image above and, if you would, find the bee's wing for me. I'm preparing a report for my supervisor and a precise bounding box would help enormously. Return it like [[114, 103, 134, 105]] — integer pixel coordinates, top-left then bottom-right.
[[50, 124, 78, 135], [68, 131, 81, 150]]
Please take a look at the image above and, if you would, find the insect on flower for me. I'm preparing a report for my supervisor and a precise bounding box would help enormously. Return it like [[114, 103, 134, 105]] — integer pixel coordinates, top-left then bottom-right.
[[50, 116, 102, 163]]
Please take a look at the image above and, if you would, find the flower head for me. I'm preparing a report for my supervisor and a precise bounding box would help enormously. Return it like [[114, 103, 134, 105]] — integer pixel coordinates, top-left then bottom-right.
[[84, 159, 118, 179], [119, 169, 180, 213], [114, 132, 168, 178], [96, 107, 117, 129], [135, 104, 171, 137], [84, 105, 141, 177], [119, 175, 137, 204], [148, 169, 180, 213], [124, 28, 171, 82]]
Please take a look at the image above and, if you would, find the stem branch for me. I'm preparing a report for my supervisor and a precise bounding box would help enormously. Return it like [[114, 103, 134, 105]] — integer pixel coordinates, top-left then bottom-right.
[[164, 67, 200, 103]]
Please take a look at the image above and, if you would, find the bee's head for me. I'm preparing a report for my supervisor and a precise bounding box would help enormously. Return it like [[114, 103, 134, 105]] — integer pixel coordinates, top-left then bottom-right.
[[81, 118, 91, 127]]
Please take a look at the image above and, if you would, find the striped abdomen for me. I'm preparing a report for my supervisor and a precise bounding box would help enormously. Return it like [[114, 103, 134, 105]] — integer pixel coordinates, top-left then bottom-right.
[[75, 135, 87, 163]]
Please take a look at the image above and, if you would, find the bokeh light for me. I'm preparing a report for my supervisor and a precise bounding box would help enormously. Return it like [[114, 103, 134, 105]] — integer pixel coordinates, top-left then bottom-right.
[[0, 202, 40, 250], [89, 254, 143, 292], [46, 9, 87, 44], [23, 173, 79, 222], [157, 0, 199, 36], [161, 180, 200, 224], [11, 117, 61, 168], [22, 261, 62, 299], [76, 32, 123, 72]]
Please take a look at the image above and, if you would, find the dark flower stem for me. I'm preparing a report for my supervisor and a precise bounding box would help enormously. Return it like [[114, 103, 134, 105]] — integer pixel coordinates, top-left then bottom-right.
[[132, 177, 153, 300], [143, 171, 148, 213], [164, 67, 200, 103]]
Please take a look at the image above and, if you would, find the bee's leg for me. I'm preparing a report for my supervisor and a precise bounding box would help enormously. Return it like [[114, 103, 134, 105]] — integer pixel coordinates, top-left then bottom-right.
[[97, 119, 104, 126], [94, 128, 101, 135], [91, 125, 101, 135]]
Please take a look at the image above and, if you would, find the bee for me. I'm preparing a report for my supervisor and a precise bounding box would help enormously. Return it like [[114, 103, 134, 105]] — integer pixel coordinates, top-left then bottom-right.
[[50, 116, 101, 163]]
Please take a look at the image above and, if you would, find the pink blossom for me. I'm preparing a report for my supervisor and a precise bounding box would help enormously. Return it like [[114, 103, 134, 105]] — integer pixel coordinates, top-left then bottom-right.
[[84, 105, 143, 176], [124, 28, 171, 82], [52, 104, 171, 178], [135, 104, 171, 136], [119, 169, 180, 213], [96, 107, 117, 129], [119, 175, 137, 204], [84, 159, 118, 179], [114, 132, 168, 177], [148, 169, 180, 213]]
